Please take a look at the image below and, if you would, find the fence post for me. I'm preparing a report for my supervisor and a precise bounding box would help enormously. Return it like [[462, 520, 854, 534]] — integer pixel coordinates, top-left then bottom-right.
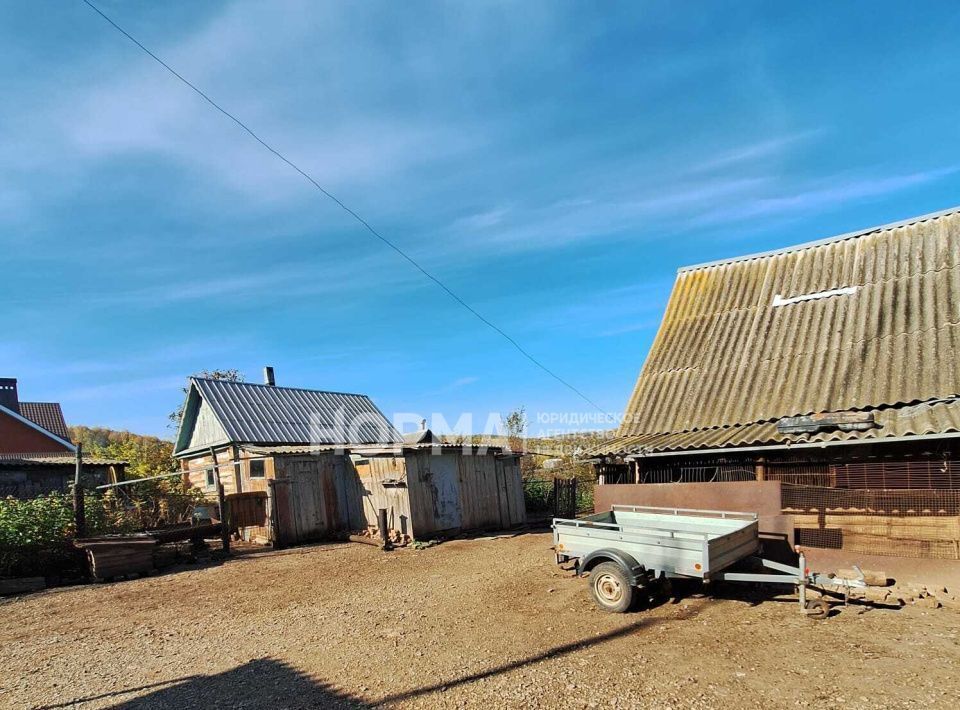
[[268, 479, 283, 550], [217, 483, 230, 554], [73, 444, 86, 538], [377, 508, 392, 551]]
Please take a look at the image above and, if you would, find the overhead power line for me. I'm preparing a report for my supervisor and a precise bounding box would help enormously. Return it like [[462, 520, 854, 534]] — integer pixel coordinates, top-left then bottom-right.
[[80, 0, 612, 419]]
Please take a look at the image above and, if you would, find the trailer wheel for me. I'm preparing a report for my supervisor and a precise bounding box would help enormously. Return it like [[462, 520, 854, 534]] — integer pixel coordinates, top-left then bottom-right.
[[590, 562, 634, 613], [805, 599, 831, 620]]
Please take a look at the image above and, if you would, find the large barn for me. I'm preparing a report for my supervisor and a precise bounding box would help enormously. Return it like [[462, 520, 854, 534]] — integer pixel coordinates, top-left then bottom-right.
[[590, 206, 960, 560]]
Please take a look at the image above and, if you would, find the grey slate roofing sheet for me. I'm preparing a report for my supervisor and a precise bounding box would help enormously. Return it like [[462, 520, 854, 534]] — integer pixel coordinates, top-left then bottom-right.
[[193, 378, 402, 446], [599, 206, 960, 456], [0, 453, 126, 466], [18, 402, 70, 440], [591, 397, 960, 456]]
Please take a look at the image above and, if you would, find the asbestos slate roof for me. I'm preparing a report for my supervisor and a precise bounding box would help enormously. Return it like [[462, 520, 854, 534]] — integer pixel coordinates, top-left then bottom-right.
[[598, 206, 960, 456], [18, 402, 70, 440], [0, 452, 126, 466], [182, 378, 402, 452]]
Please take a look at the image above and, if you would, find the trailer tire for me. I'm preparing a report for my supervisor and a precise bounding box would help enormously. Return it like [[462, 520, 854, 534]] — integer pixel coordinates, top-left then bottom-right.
[[590, 562, 634, 613], [805, 599, 831, 620]]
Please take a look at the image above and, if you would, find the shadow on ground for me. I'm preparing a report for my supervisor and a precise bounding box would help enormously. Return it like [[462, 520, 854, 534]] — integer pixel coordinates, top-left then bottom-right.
[[38, 658, 367, 710], [36, 611, 692, 709], [373, 606, 694, 705]]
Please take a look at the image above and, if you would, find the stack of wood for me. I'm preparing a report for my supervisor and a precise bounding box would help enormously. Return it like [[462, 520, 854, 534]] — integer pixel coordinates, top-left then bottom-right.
[[74, 535, 157, 581]]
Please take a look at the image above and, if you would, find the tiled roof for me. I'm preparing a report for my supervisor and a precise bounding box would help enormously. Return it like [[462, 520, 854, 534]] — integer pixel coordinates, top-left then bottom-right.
[[18, 402, 70, 440], [599, 206, 960, 456]]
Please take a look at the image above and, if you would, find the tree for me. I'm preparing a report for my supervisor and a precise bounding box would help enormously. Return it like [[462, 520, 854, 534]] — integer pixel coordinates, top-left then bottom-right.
[[68, 426, 177, 478], [168, 368, 245, 428], [502, 406, 527, 454]]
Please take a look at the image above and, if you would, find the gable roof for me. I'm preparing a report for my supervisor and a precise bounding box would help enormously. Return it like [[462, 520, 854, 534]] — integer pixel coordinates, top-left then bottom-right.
[[175, 377, 402, 455], [0, 403, 76, 452], [18, 402, 70, 440], [402, 428, 441, 445], [599, 205, 960, 456]]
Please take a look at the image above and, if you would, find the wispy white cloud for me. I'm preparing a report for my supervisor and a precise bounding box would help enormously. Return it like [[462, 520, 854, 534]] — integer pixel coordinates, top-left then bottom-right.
[[690, 129, 825, 173], [693, 165, 960, 226], [440, 176, 770, 255], [60, 375, 186, 403], [532, 280, 674, 339], [425, 375, 480, 396]]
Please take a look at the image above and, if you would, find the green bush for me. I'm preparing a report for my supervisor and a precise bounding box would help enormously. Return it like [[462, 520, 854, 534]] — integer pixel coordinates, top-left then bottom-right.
[[0, 482, 204, 579]]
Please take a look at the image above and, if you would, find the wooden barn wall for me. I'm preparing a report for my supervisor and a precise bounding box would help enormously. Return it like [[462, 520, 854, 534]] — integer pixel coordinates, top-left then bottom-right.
[[181, 448, 240, 497], [180, 448, 277, 542], [350, 456, 415, 537], [402, 451, 526, 538], [184, 397, 228, 452], [0, 464, 114, 499], [272, 454, 364, 544]]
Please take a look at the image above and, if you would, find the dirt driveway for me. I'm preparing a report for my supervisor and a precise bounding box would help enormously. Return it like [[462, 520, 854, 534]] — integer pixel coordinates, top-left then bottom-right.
[[2, 532, 958, 709]]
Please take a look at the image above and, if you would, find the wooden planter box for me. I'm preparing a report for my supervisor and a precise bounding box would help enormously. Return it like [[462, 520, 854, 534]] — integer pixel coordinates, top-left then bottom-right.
[[74, 536, 157, 581]]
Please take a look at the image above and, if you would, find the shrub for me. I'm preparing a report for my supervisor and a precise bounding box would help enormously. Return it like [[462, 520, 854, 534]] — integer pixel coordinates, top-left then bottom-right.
[[0, 482, 204, 579]]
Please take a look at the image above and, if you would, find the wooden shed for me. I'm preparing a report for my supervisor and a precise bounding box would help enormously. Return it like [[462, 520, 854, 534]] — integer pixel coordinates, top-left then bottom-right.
[[174, 372, 525, 545], [350, 444, 525, 539]]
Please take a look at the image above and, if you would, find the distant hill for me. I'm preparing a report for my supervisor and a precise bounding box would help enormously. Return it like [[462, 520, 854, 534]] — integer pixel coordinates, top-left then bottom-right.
[[68, 426, 177, 478]]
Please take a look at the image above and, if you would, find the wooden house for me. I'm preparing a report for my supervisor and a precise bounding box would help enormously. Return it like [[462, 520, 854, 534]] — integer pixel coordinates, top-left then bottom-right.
[[173, 370, 525, 545]]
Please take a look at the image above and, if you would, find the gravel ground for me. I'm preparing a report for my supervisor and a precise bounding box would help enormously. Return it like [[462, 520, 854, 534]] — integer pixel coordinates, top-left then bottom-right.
[[1, 532, 958, 709]]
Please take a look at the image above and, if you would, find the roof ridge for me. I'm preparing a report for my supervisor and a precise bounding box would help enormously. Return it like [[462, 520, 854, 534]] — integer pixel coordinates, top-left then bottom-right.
[[191, 376, 374, 400], [678, 203, 960, 273]]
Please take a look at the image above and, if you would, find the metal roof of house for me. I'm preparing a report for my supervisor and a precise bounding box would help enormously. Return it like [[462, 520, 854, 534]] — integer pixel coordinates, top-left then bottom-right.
[[18, 402, 70, 440], [597, 206, 960, 456], [177, 378, 402, 454]]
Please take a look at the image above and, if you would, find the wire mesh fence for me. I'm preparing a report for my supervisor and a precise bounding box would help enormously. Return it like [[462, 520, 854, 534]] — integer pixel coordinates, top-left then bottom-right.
[[523, 475, 594, 518], [628, 456, 960, 560], [782, 484, 960, 560]]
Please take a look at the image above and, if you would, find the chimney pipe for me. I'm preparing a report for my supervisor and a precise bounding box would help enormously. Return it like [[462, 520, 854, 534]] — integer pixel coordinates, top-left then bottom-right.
[[0, 378, 19, 413], [263, 366, 276, 387]]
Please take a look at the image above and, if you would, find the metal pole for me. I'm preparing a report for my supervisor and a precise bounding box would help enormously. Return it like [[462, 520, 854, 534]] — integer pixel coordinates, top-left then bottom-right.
[[377, 508, 392, 550], [74, 442, 83, 486], [797, 549, 807, 612]]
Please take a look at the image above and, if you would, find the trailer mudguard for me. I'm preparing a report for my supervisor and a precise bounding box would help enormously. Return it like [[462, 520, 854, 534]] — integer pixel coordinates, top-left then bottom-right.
[[577, 548, 646, 585]]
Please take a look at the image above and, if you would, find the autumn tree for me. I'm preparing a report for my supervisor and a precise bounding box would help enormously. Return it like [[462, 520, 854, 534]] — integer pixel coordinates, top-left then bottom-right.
[[502, 406, 527, 453], [68, 426, 176, 478]]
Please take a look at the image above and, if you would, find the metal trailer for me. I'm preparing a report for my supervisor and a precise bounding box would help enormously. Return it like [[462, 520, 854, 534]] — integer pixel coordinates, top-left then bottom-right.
[[553, 505, 868, 617]]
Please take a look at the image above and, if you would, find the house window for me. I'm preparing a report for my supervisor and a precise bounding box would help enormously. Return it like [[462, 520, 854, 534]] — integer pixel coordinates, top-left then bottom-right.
[[205, 468, 216, 489], [250, 459, 266, 479]]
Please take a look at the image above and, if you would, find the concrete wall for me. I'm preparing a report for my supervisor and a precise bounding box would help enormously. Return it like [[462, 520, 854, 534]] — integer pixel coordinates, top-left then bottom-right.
[[595, 481, 793, 557], [595, 481, 784, 516]]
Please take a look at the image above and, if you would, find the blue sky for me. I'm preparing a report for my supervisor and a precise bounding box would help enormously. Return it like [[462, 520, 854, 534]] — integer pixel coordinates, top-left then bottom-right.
[[3, 1, 960, 438]]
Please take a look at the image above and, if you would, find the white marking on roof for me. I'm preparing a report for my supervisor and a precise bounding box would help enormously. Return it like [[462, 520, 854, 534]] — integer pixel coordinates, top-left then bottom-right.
[[772, 286, 859, 307]]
